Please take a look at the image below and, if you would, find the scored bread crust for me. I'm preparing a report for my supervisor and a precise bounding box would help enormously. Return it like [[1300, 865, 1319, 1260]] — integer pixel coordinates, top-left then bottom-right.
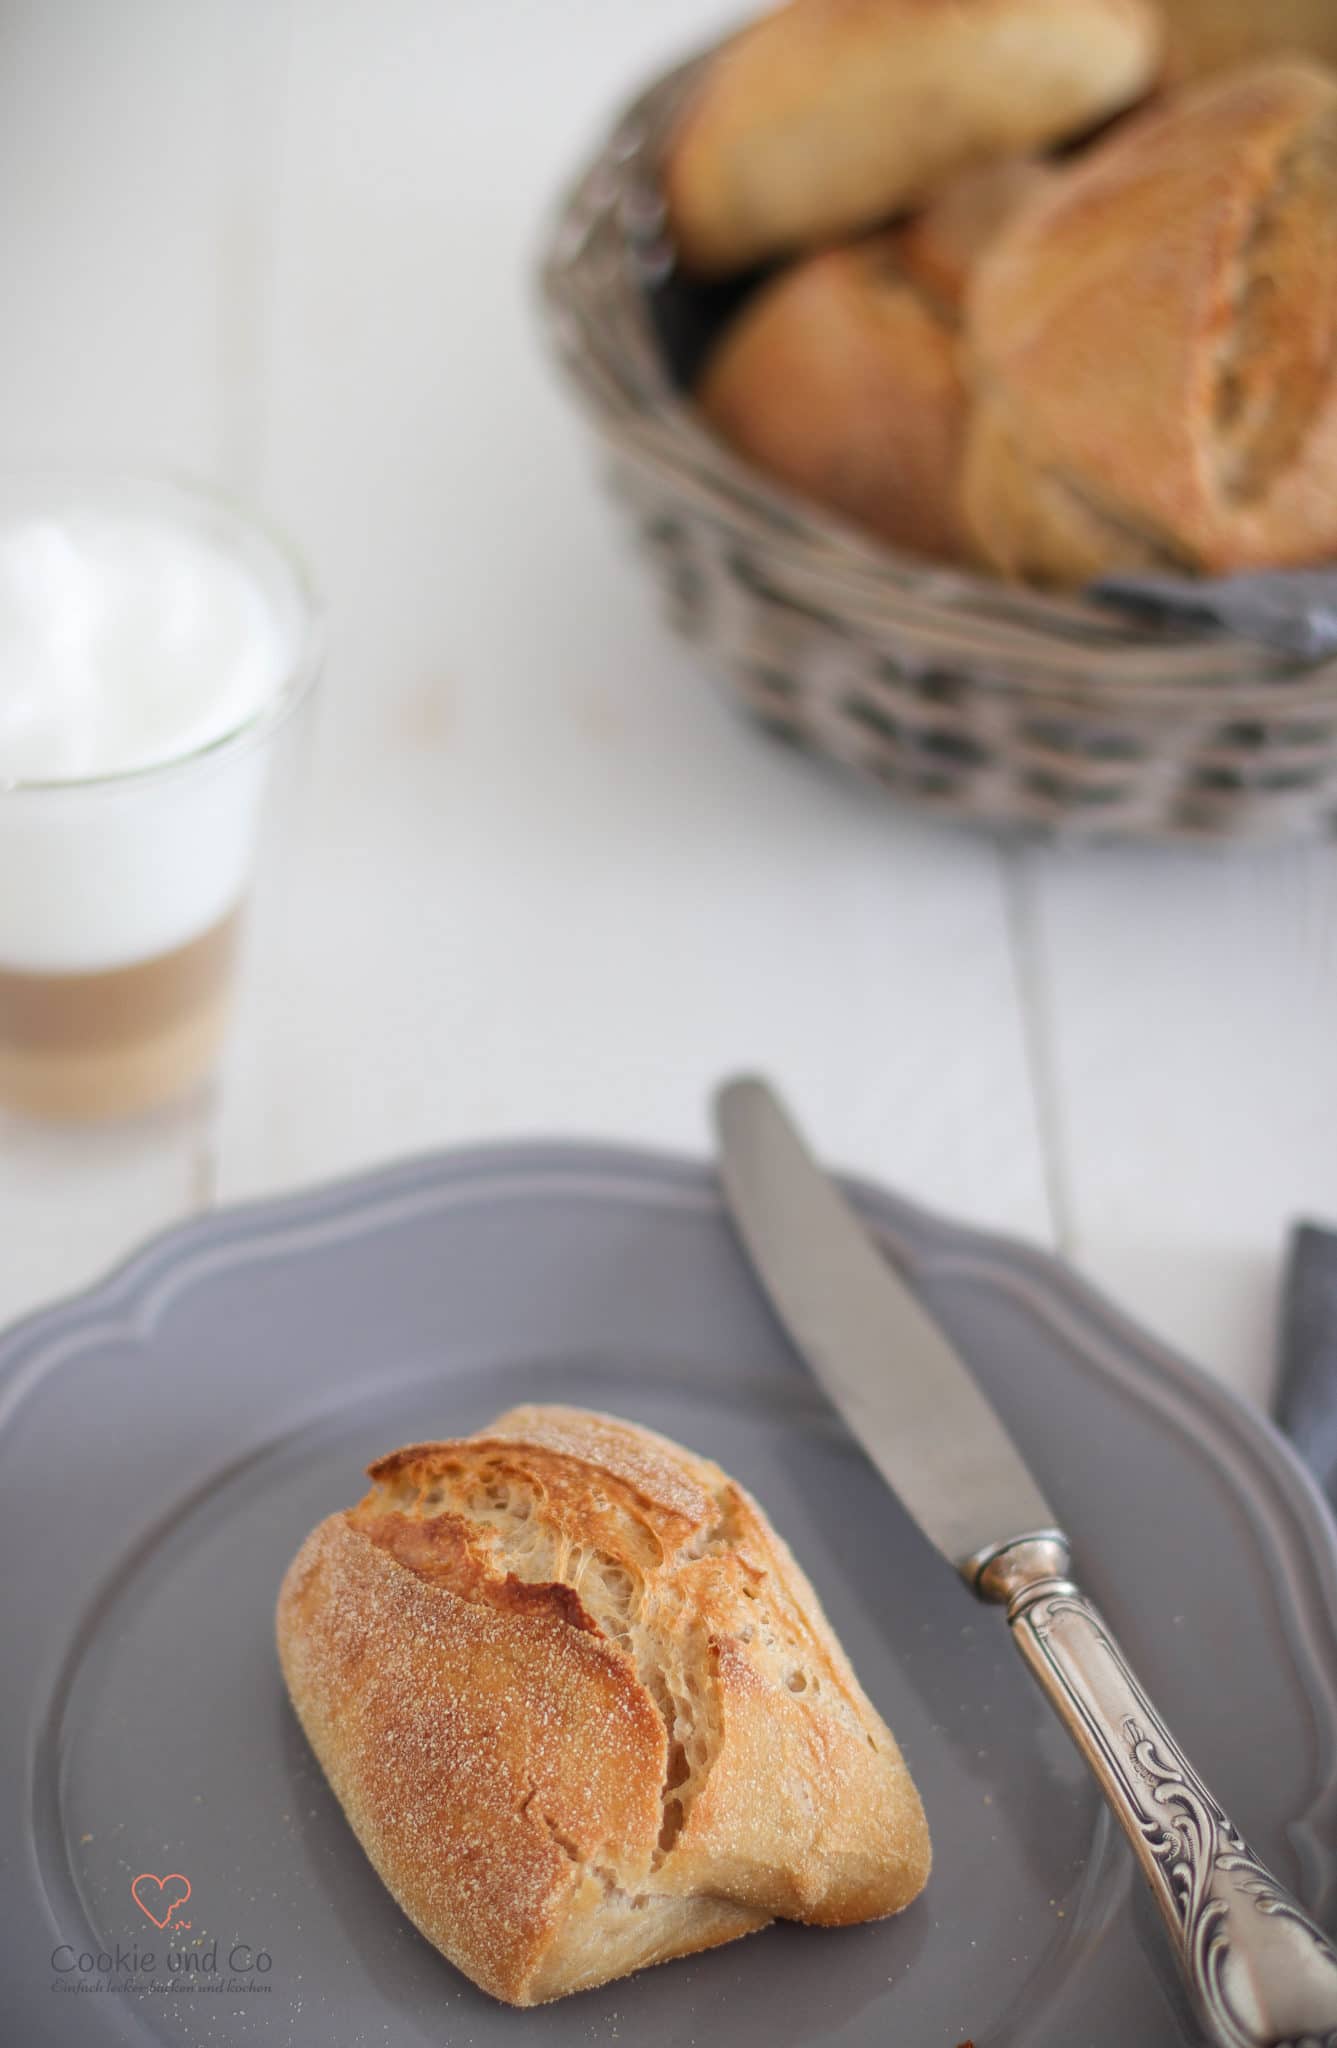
[[663, 0, 1163, 275], [277, 1405, 930, 2006], [964, 59, 1337, 583]]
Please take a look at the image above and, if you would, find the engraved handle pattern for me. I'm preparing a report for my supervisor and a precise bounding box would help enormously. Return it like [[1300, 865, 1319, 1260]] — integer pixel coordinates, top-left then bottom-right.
[[1012, 1584, 1337, 2048]]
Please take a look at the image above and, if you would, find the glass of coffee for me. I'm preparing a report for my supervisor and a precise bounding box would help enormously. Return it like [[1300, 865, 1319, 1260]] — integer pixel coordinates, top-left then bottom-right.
[[0, 473, 320, 1121]]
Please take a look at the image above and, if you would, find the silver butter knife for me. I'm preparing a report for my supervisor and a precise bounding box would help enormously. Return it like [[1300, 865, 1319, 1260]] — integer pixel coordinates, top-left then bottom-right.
[[715, 1076, 1337, 2048]]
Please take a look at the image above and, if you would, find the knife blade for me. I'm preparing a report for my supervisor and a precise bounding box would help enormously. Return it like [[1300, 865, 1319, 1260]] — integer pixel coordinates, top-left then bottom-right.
[[714, 1075, 1337, 2048], [715, 1073, 1056, 1577]]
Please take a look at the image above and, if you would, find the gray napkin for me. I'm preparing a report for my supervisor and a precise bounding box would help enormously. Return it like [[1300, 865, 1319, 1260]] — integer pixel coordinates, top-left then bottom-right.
[[1278, 1223, 1337, 1510], [1092, 571, 1337, 661]]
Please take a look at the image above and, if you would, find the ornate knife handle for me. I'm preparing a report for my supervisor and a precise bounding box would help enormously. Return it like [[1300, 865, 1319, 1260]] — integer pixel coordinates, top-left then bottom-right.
[[973, 1536, 1337, 2048]]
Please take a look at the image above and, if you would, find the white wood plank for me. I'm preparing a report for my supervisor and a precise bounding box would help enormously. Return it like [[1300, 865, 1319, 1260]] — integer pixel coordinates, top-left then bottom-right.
[[215, 0, 1052, 1247], [0, 1111, 207, 1329], [1014, 839, 1337, 1406], [0, 0, 278, 481], [0, 1, 285, 1323]]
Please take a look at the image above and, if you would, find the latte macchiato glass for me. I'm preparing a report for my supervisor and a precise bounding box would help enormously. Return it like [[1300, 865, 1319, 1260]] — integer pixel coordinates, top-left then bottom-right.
[[0, 475, 320, 1120]]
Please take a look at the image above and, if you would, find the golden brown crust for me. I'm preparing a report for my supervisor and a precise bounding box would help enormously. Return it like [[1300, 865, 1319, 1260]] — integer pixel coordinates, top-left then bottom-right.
[[1159, 0, 1337, 85], [964, 59, 1337, 583], [892, 156, 1058, 315], [277, 1405, 930, 2004], [664, 0, 1163, 275], [697, 237, 973, 561]]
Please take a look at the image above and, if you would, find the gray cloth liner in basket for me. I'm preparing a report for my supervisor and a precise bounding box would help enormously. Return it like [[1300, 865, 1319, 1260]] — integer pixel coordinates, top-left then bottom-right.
[[1095, 573, 1337, 663]]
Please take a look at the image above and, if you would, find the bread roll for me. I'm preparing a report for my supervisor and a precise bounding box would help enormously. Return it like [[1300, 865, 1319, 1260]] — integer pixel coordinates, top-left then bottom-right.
[[964, 60, 1337, 584], [892, 156, 1057, 316], [698, 237, 971, 560], [664, 0, 1163, 276], [1160, 0, 1337, 83], [277, 1405, 930, 2006]]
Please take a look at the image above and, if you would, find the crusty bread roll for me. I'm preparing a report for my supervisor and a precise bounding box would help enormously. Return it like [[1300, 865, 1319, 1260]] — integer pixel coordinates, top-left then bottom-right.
[[698, 237, 971, 560], [892, 156, 1057, 316], [1159, 0, 1337, 83], [277, 1405, 930, 2006], [964, 60, 1337, 584], [664, 0, 1163, 276]]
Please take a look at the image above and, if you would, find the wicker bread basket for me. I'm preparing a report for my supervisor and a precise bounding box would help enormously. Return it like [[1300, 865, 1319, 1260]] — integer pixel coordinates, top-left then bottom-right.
[[539, 53, 1337, 843]]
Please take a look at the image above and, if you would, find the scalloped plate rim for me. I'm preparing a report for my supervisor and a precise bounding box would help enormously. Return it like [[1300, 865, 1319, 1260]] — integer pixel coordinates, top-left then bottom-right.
[[1, 1136, 1334, 1929]]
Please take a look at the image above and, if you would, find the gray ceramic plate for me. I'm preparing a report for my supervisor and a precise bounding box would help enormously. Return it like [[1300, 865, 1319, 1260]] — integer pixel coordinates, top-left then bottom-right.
[[2, 1145, 1336, 2048]]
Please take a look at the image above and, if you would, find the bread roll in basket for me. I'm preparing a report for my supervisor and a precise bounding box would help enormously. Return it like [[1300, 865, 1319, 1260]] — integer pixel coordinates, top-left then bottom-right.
[[966, 61, 1337, 584], [664, 0, 1161, 272]]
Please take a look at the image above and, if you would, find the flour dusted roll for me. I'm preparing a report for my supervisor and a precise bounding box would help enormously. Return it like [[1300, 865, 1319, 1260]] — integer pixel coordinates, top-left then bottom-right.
[[664, 0, 1163, 275], [277, 1405, 930, 2006]]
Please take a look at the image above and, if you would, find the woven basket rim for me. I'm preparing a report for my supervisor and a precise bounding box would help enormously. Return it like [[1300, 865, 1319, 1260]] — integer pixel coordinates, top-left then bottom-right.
[[537, 51, 1337, 714]]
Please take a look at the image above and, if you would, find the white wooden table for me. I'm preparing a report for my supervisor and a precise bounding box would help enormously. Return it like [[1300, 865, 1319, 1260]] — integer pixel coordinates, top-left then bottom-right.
[[3, 0, 1335, 1410]]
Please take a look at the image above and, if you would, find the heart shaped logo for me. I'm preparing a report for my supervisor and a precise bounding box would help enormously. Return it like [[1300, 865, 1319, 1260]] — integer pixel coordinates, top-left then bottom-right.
[[131, 1872, 191, 1930]]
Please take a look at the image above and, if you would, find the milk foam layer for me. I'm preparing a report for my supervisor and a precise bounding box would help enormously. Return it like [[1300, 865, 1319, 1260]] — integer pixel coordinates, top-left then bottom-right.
[[0, 509, 292, 782], [0, 487, 310, 974]]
